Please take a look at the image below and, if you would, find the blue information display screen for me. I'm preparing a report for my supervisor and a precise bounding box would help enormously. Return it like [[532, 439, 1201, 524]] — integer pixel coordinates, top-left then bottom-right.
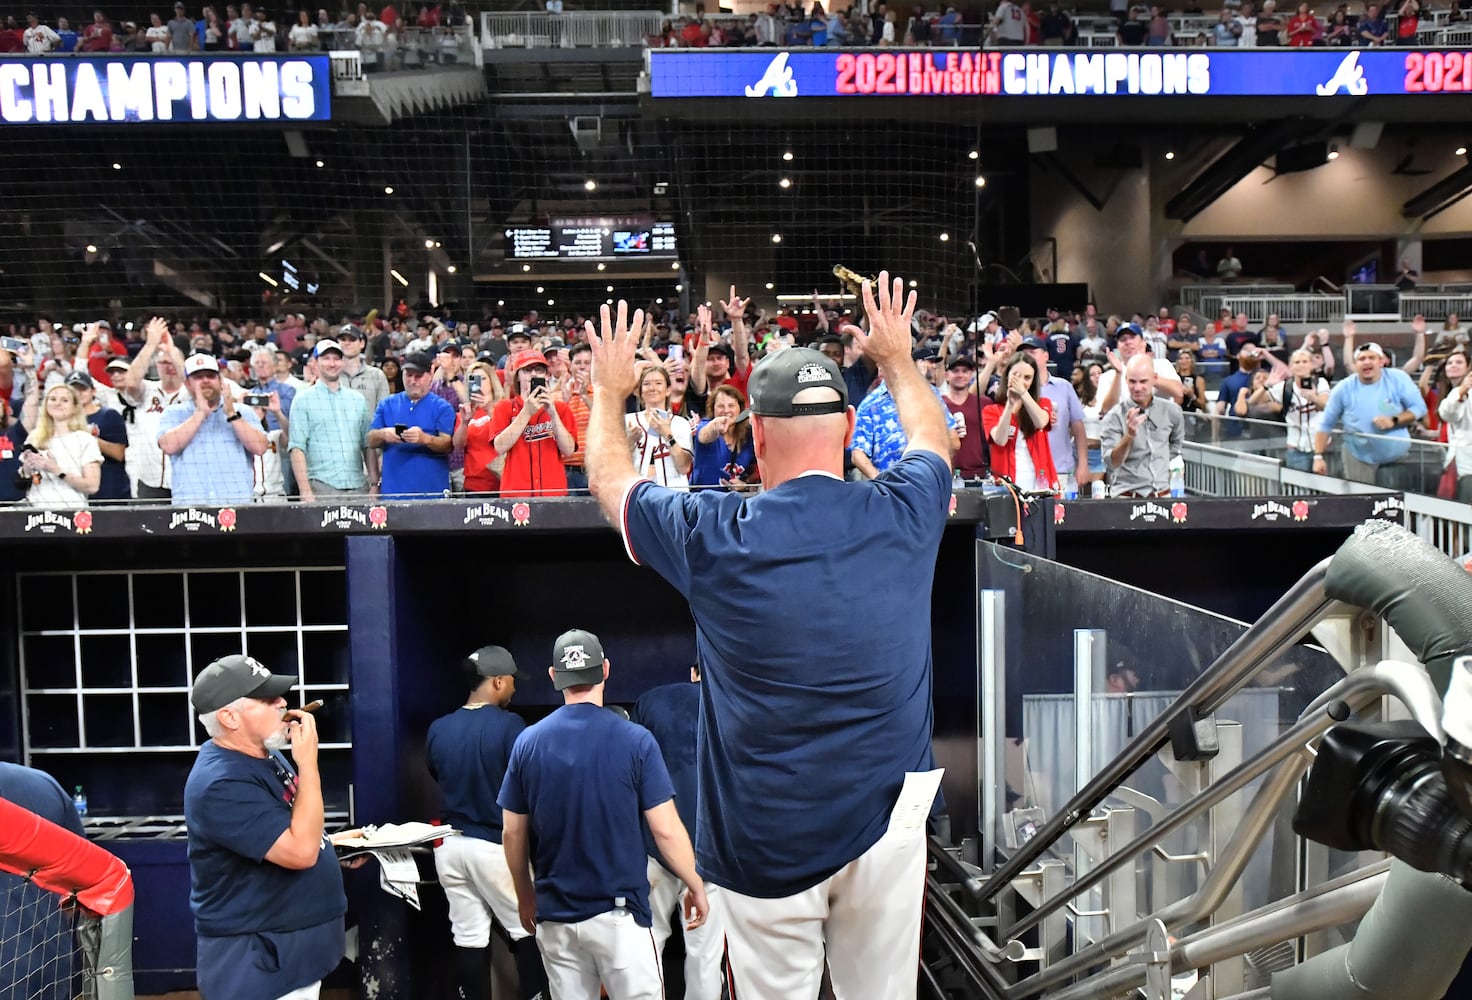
[[0, 54, 332, 125], [650, 48, 1472, 99]]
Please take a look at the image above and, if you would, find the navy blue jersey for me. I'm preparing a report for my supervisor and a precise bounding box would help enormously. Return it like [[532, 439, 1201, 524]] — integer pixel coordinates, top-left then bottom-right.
[[0, 761, 83, 834], [426, 704, 526, 844], [497, 703, 675, 927], [631, 682, 701, 869], [622, 451, 950, 898], [87, 407, 131, 502], [184, 742, 347, 938]]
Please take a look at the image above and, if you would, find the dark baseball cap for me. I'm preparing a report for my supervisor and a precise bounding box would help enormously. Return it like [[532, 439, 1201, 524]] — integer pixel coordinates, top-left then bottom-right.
[[911, 347, 939, 362], [436, 339, 462, 355], [191, 654, 296, 714], [1019, 336, 1047, 352], [465, 644, 524, 680], [550, 628, 607, 691], [400, 352, 433, 373], [337, 325, 363, 340], [64, 370, 94, 389], [1116, 324, 1142, 340], [946, 354, 977, 370], [748, 347, 848, 418], [707, 342, 736, 364]]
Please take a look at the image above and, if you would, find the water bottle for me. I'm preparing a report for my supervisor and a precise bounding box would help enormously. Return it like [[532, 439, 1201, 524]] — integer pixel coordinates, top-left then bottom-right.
[[611, 896, 628, 918], [1091, 479, 1107, 500], [952, 467, 965, 492], [72, 785, 88, 818], [1168, 457, 1186, 498], [1059, 471, 1077, 500]]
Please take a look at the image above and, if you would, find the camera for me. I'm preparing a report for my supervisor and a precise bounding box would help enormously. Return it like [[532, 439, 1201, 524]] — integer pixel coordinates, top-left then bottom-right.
[[529, 376, 547, 394], [1293, 720, 1472, 886], [242, 393, 272, 407], [1300, 377, 1315, 389]]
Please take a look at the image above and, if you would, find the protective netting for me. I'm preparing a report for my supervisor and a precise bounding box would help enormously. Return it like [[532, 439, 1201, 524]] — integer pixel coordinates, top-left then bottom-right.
[[0, 873, 85, 1000]]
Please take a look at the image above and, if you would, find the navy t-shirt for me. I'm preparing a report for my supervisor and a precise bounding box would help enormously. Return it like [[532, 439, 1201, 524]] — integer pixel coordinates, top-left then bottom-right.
[[622, 451, 950, 898], [87, 407, 130, 502], [497, 703, 675, 927], [0, 420, 30, 503], [631, 682, 700, 871], [369, 391, 456, 497], [184, 742, 347, 938], [426, 704, 525, 844]]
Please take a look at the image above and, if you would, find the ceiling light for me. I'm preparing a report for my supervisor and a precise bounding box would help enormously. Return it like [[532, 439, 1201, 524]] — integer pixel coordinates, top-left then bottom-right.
[[606, 285, 614, 292], [1165, 151, 1176, 160], [968, 150, 979, 160], [434, 241, 441, 248], [384, 186, 394, 194], [975, 176, 987, 188], [111, 162, 121, 170], [425, 239, 435, 249], [771, 234, 782, 244], [85, 244, 98, 254], [909, 280, 917, 287], [675, 284, 683, 292], [606, 298, 614, 304], [782, 151, 793, 161], [446, 265, 456, 274], [259, 271, 279, 287], [779, 178, 792, 189], [536, 286, 545, 294], [1326, 144, 1340, 161], [597, 262, 606, 271], [765, 282, 774, 290], [671, 261, 681, 270], [656, 297, 664, 304], [522, 264, 531, 272], [390, 269, 409, 287], [1459, 146, 1468, 156], [497, 299, 505, 306], [315, 159, 324, 168], [939, 232, 950, 242], [584, 179, 597, 191]]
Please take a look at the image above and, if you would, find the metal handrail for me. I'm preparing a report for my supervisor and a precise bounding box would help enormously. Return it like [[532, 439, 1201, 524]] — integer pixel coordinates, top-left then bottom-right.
[[977, 557, 1334, 901]]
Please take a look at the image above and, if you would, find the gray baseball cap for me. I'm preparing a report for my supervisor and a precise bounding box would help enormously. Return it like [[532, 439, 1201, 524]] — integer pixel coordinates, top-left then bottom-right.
[[191, 654, 296, 714], [747, 347, 848, 418], [465, 644, 524, 680], [550, 628, 606, 691]]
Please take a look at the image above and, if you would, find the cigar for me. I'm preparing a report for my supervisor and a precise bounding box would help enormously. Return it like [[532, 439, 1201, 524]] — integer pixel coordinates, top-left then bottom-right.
[[287, 700, 324, 718]]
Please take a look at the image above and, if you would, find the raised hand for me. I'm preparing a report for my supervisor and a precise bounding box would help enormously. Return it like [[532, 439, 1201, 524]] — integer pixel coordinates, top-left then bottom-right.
[[584, 301, 645, 400], [1126, 407, 1147, 435], [1106, 347, 1124, 373], [721, 285, 750, 320], [697, 304, 715, 345], [146, 316, 170, 347], [839, 271, 916, 368]]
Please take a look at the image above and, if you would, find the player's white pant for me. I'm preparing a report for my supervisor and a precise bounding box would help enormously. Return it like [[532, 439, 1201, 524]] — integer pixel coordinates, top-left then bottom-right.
[[272, 984, 320, 1000], [647, 857, 725, 1000], [536, 910, 664, 1000], [435, 835, 532, 946], [720, 819, 927, 1000]]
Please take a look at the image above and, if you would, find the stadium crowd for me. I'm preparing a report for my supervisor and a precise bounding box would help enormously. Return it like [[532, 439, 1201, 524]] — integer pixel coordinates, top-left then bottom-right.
[[0, 286, 1461, 506]]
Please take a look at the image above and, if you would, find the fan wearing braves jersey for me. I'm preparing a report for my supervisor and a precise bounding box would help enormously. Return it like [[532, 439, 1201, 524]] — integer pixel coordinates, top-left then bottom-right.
[[114, 316, 188, 499], [498, 629, 709, 1000], [583, 275, 951, 1000], [427, 645, 549, 1000], [630, 663, 726, 1000]]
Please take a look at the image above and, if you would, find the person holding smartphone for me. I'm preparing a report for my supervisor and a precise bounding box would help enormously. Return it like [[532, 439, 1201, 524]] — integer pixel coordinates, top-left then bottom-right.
[[626, 365, 693, 490], [488, 350, 576, 498], [455, 362, 507, 496], [1248, 349, 1329, 469]]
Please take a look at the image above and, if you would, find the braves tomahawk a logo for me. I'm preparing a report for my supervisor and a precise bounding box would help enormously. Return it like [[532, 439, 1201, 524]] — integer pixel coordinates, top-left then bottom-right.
[[746, 53, 799, 98], [1316, 52, 1369, 96], [561, 644, 591, 670]]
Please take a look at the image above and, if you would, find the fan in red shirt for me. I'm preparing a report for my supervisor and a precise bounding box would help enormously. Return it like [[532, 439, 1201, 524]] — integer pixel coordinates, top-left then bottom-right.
[[981, 353, 1057, 492], [79, 10, 113, 51], [487, 350, 577, 498], [456, 361, 506, 494], [83, 322, 128, 387]]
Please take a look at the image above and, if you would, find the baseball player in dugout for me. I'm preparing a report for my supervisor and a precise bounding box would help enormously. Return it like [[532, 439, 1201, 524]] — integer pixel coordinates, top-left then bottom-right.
[[630, 661, 726, 1000], [584, 273, 951, 1000], [183, 654, 351, 1000], [498, 629, 709, 1000], [426, 645, 550, 1000]]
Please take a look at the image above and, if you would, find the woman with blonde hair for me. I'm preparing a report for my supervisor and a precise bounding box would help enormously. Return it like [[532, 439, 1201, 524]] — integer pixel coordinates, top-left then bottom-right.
[[20, 384, 101, 507], [626, 364, 692, 489], [455, 360, 507, 495], [691, 384, 757, 491]]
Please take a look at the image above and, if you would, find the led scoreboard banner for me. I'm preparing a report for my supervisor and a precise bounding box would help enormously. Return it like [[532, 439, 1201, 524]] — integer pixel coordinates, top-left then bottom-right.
[[649, 48, 1472, 99], [506, 218, 678, 261], [0, 54, 331, 125]]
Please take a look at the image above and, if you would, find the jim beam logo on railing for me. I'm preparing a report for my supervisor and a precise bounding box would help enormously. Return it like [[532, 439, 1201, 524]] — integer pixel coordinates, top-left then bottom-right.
[[1372, 495, 1404, 520], [23, 509, 74, 534], [1129, 501, 1187, 524], [169, 508, 218, 532], [463, 501, 513, 527], [320, 505, 369, 530], [1251, 500, 1294, 522]]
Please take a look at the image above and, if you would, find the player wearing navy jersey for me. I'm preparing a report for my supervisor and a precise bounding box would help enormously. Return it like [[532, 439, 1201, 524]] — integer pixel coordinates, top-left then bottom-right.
[[631, 664, 726, 1000], [499, 629, 709, 1000], [427, 645, 548, 1000], [583, 275, 951, 1000]]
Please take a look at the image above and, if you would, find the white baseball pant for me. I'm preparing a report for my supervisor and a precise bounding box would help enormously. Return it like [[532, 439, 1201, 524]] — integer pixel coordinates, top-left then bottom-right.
[[646, 857, 725, 1000], [272, 984, 320, 1000], [720, 819, 928, 1000], [536, 910, 664, 1000], [435, 835, 532, 946]]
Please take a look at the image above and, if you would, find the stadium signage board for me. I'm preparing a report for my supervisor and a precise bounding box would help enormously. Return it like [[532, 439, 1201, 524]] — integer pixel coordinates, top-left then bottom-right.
[[649, 48, 1472, 99], [0, 54, 331, 125]]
